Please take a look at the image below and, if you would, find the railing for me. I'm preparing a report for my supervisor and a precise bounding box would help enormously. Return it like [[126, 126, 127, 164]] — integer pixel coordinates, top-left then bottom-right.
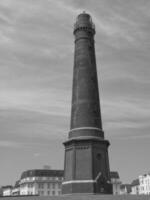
[[74, 21, 95, 31]]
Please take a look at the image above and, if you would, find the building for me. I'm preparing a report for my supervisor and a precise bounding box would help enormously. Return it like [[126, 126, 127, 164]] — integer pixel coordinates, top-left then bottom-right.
[[131, 179, 139, 195], [110, 171, 121, 195], [62, 12, 112, 195], [19, 169, 63, 196], [139, 173, 150, 195], [11, 181, 20, 196], [120, 184, 131, 195], [2, 185, 13, 196]]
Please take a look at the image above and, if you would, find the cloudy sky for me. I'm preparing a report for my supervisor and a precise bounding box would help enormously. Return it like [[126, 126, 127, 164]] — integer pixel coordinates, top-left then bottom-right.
[[0, 0, 150, 186]]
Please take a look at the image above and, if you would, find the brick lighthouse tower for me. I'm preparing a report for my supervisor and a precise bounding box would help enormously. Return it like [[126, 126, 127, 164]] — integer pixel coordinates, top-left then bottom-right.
[[62, 12, 112, 194]]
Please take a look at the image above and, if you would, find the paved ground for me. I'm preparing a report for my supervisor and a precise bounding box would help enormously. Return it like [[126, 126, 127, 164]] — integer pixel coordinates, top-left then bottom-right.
[[0, 195, 150, 200]]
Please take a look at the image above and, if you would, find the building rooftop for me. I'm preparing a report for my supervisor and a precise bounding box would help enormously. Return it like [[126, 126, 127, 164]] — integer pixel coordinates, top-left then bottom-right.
[[13, 181, 20, 189], [131, 179, 139, 186], [1, 186, 13, 189], [140, 173, 150, 177], [20, 170, 64, 179]]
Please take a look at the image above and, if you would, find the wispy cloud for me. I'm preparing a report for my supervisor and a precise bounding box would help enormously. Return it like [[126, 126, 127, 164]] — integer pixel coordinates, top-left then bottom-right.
[[0, 0, 149, 140], [0, 140, 22, 148], [0, 0, 149, 185]]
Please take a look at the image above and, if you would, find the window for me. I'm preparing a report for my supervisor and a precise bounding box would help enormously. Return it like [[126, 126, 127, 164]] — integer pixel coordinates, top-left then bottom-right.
[[38, 183, 44, 189], [47, 191, 50, 195], [52, 191, 55, 196], [52, 183, 55, 189], [47, 183, 50, 188]]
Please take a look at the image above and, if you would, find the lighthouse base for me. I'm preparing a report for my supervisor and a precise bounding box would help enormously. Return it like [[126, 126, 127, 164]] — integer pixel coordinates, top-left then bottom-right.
[[62, 138, 112, 194]]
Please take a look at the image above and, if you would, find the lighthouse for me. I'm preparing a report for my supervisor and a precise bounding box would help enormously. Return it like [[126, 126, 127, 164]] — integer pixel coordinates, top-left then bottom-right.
[[62, 12, 112, 194]]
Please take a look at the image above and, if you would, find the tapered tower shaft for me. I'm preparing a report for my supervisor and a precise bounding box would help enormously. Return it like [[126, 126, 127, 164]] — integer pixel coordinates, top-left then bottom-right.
[[69, 13, 104, 140], [71, 13, 102, 130], [62, 12, 112, 195]]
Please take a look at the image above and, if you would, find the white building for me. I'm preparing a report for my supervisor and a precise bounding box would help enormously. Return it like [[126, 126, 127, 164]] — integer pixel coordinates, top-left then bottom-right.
[[19, 169, 63, 196], [2, 185, 13, 196], [131, 179, 139, 195], [139, 173, 150, 195], [110, 171, 121, 195]]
